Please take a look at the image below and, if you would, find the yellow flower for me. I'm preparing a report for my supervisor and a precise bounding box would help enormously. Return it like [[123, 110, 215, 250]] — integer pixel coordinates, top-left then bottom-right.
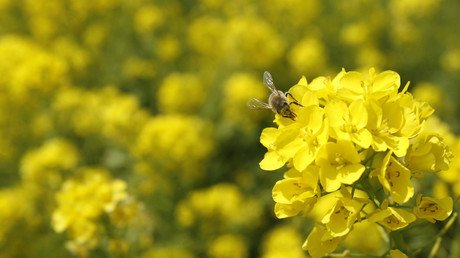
[[321, 194, 365, 237], [135, 115, 213, 178], [20, 138, 79, 190], [261, 225, 306, 258], [224, 17, 285, 68], [175, 184, 262, 229], [413, 195, 453, 223], [405, 134, 453, 177], [272, 166, 319, 218], [52, 168, 129, 255], [133, 4, 163, 34], [288, 37, 328, 75], [366, 99, 410, 157], [222, 73, 268, 130], [259, 102, 328, 171], [367, 206, 416, 231], [374, 151, 414, 204], [207, 234, 248, 258], [302, 224, 344, 258], [389, 249, 409, 258], [157, 73, 206, 114], [316, 140, 365, 192], [325, 99, 372, 148], [337, 68, 400, 102], [342, 220, 386, 256]]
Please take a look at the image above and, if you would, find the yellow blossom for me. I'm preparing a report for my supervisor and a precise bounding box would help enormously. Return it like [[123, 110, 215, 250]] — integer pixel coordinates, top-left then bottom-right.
[[389, 249, 409, 258], [260, 103, 328, 171], [321, 194, 365, 237], [405, 134, 453, 177], [134, 4, 163, 34], [367, 206, 416, 231], [337, 68, 400, 102], [316, 140, 365, 192], [366, 98, 410, 157], [52, 168, 129, 255], [207, 234, 248, 258], [325, 99, 372, 148], [302, 224, 344, 258], [374, 151, 414, 204], [288, 37, 328, 75], [157, 73, 206, 114], [342, 220, 386, 255], [272, 166, 319, 218], [20, 138, 79, 190], [261, 225, 306, 258], [223, 73, 268, 130], [413, 195, 453, 223]]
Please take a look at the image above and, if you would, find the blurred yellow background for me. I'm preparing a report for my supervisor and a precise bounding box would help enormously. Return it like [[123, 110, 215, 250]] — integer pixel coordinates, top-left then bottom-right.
[[1, 0, 460, 257]]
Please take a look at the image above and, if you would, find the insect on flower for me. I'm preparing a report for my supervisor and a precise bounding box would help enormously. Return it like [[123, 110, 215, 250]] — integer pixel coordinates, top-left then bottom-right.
[[247, 71, 303, 120]]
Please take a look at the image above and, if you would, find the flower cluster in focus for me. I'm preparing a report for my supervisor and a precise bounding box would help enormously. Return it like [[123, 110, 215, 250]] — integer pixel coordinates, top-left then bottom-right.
[[259, 68, 454, 257]]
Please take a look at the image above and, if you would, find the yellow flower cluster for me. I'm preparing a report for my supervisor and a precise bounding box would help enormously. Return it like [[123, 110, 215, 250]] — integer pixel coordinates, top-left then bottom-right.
[[259, 68, 454, 257], [52, 168, 150, 256]]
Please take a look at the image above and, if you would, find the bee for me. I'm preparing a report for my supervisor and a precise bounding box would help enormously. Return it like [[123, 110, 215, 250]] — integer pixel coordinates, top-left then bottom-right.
[[247, 71, 302, 120]]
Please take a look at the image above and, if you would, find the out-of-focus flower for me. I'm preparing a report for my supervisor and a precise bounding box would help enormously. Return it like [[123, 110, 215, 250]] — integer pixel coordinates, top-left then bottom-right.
[[20, 138, 79, 191], [390, 0, 441, 18], [224, 17, 285, 68], [134, 4, 164, 34], [342, 220, 386, 255], [207, 234, 248, 258], [135, 114, 213, 178], [187, 16, 225, 57], [288, 37, 328, 75], [0, 36, 68, 100], [157, 73, 205, 114], [261, 225, 306, 258], [52, 168, 131, 256], [0, 187, 31, 243], [222, 73, 267, 130], [53, 86, 148, 146], [441, 48, 460, 72], [176, 184, 262, 230], [412, 82, 443, 111]]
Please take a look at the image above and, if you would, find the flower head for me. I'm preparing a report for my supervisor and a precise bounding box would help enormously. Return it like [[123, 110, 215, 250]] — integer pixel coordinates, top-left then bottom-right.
[[374, 151, 414, 204], [367, 206, 416, 231], [272, 166, 319, 218], [302, 224, 345, 258], [413, 195, 453, 223], [316, 140, 365, 192], [321, 194, 365, 237]]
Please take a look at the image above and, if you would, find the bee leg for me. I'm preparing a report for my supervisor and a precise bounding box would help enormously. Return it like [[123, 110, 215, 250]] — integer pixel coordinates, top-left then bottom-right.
[[285, 92, 303, 107]]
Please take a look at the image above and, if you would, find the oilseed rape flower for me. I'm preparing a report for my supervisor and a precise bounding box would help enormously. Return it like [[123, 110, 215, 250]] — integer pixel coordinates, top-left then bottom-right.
[[52, 168, 139, 256], [257, 68, 453, 257], [413, 195, 453, 223]]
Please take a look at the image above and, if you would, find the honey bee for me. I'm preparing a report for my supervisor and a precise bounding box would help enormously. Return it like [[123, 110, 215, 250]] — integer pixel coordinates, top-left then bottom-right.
[[247, 71, 302, 120]]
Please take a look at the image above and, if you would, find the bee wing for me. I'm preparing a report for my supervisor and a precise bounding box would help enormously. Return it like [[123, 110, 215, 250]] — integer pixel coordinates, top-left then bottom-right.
[[263, 71, 279, 95], [247, 98, 271, 110]]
